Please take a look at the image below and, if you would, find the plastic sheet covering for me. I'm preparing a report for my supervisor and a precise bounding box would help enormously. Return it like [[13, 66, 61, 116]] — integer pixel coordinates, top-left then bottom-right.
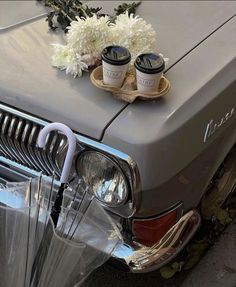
[[0, 176, 122, 287], [30, 217, 86, 287], [0, 180, 38, 287]]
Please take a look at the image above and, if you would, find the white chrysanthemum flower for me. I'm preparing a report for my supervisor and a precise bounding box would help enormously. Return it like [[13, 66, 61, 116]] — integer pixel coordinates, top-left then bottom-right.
[[66, 15, 112, 54], [51, 44, 88, 77], [111, 12, 157, 63]]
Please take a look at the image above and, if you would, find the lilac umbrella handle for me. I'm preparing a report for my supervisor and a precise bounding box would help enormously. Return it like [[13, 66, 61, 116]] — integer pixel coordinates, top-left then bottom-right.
[[37, 123, 77, 183]]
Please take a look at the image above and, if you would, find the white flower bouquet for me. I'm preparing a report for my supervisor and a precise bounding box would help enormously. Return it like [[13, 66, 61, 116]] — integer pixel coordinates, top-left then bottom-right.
[[51, 12, 159, 78]]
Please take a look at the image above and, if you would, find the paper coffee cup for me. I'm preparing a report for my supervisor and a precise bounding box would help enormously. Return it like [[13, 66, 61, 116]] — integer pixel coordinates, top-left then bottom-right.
[[134, 53, 165, 92], [102, 46, 131, 88]]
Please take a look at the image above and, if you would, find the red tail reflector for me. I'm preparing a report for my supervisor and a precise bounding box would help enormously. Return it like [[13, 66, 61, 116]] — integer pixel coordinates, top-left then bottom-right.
[[132, 204, 183, 247]]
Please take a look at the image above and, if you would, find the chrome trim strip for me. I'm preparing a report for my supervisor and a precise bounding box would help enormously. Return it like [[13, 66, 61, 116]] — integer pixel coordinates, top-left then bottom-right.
[[0, 12, 48, 32], [0, 104, 48, 126], [0, 104, 136, 161], [132, 201, 183, 222], [0, 156, 41, 178]]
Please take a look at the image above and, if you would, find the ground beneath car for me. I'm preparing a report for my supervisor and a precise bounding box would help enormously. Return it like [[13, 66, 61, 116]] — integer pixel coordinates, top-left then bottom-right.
[[181, 220, 236, 287]]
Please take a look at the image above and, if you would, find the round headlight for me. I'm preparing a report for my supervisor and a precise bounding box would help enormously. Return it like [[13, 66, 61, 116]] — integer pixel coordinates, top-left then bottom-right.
[[76, 151, 129, 206]]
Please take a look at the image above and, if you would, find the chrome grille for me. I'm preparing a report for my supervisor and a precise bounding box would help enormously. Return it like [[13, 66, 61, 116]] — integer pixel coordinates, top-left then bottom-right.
[[0, 110, 67, 177]]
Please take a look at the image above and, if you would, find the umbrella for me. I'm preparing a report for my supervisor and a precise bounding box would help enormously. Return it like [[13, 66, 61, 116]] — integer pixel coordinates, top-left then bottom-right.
[[0, 178, 38, 287], [0, 122, 122, 287]]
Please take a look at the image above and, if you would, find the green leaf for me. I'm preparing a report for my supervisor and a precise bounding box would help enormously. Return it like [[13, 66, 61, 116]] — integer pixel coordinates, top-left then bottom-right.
[[38, 0, 142, 32], [114, 2, 141, 16], [214, 207, 232, 226], [171, 261, 184, 272], [160, 266, 177, 279]]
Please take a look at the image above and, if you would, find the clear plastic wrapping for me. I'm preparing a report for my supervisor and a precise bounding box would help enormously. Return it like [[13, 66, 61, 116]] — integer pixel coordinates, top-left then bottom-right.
[[0, 180, 38, 287], [0, 176, 122, 287]]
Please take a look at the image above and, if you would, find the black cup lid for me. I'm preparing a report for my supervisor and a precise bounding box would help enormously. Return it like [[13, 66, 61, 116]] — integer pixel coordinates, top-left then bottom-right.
[[134, 53, 165, 74], [102, 45, 131, 66]]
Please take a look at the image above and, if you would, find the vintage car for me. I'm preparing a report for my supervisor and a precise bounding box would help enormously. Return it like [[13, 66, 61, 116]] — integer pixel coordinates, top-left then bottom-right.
[[0, 0, 235, 273]]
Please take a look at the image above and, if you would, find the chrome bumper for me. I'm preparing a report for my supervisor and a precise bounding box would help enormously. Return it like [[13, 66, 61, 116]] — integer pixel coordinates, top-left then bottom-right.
[[112, 209, 201, 273]]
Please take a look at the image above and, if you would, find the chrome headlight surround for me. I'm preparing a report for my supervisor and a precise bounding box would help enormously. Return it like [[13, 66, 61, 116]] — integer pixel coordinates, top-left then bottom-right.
[[74, 136, 141, 218], [76, 150, 130, 207]]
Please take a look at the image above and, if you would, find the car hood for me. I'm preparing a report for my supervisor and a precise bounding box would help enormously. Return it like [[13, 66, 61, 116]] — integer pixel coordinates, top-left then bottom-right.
[[0, 1, 235, 140]]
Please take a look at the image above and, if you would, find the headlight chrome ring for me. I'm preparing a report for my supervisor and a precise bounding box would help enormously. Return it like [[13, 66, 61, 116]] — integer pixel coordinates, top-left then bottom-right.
[[76, 150, 130, 207]]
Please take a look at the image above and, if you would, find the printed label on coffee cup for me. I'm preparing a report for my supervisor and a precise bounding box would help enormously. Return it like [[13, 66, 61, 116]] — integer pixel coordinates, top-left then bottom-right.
[[103, 69, 123, 80], [137, 76, 155, 87]]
